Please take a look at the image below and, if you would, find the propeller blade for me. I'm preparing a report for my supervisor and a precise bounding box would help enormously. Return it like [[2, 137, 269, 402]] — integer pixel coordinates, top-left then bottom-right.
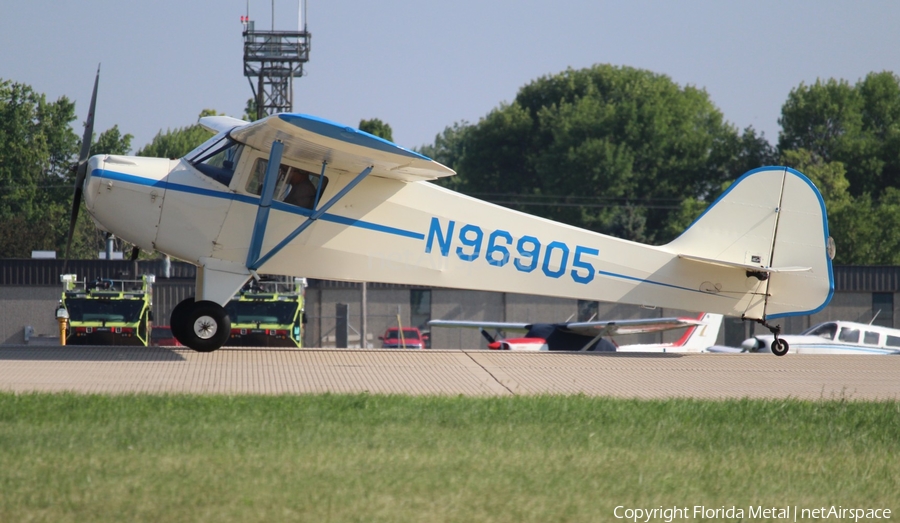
[[64, 64, 100, 268], [480, 328, 495, 344]]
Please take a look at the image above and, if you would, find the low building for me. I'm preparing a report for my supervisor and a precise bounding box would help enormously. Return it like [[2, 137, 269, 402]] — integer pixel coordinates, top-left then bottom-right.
[[0, 260, 895, 349]]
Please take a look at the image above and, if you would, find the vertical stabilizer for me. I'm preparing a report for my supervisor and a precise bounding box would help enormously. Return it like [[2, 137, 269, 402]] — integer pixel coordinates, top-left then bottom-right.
[[665, 167, 833, 320]]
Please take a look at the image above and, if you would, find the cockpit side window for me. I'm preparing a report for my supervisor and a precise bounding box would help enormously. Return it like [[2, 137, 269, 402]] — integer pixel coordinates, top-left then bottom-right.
[[805, 323, 837, 340], [246, 158, 329, 209], [190, 136, 243, 187], [838, 327, 860, 343]]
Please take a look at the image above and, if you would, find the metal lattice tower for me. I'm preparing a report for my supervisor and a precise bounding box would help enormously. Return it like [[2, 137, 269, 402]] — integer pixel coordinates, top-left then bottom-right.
[[242, 3, 311, 120]]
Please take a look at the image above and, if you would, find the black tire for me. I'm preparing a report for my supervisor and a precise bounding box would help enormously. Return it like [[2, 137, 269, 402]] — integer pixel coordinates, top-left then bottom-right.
[[170, 297, 195, 346], [771, 338, 789, 356], [181, 300, 231, 353]]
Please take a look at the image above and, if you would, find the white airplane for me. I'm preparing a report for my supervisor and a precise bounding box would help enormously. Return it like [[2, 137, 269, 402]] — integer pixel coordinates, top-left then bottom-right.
[[66, 69, 834, 353], [429, 313, 722, 352], [741, 320, 900, 355], [616, 313, 723, 353]]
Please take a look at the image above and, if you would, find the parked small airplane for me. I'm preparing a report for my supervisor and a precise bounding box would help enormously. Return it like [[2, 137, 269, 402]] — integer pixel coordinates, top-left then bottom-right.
[[741, 320, 900, 355], [67, 69, 834, 353], [429, 313, 722, 352], [616, 313, 723, 353]]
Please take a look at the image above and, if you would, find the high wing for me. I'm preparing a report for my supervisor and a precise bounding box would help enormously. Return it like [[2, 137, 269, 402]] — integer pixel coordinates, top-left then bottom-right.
[[428, 317, 704, 337], [555, 316, 704, 337], [198, 115, 249, 135], [228, 113, 455, 182], [428, 320, 531, 332]]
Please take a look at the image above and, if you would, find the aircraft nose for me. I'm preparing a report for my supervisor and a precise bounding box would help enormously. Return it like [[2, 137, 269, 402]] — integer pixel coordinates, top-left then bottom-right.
[[740, 337, 761, 352], [83, 155, 104, 212], [83, 155, 171, 252]]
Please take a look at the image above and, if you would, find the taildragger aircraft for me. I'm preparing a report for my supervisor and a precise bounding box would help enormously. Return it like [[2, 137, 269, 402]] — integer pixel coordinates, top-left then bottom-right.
[[66, 70, 834, 354], [429, 313, 722, 352]]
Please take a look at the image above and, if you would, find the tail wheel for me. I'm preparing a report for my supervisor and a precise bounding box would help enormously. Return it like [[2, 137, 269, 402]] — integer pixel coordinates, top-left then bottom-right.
[[771, 338, 789, 356], [170, 297, 195, 346], [181, 301, 231, 353]]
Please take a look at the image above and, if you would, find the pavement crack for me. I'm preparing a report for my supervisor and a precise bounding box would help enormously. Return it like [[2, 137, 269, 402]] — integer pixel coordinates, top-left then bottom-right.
[[464, 351, 515, 395]]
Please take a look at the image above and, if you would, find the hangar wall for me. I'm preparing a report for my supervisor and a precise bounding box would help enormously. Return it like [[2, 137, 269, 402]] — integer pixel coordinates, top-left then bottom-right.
[[0, 260, 896, 350]]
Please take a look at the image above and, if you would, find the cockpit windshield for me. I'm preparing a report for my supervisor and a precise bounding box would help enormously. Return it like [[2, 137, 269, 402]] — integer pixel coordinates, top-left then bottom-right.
[[802, 323, 837, 340], [188, 133, 243, 187]]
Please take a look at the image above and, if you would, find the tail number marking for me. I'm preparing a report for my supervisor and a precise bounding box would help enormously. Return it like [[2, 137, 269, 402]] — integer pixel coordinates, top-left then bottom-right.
[[425, 218, 598, 285]]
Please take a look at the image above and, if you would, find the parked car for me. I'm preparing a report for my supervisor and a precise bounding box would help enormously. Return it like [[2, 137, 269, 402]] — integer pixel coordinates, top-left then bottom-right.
[[150, 325, 182, 347], [379, 327, 428, 349]]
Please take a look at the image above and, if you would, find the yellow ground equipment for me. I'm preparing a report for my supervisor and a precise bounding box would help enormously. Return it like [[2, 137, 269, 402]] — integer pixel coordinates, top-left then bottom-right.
[[58, 274, 154, 346]]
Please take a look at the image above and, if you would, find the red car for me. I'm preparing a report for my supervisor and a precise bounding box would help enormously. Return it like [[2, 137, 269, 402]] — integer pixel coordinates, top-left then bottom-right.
[[150, 325, 182, 347], [379, 327, 428, 349]]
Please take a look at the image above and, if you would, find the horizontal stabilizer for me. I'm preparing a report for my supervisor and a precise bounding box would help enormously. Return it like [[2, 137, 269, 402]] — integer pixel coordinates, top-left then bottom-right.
[[677, 254, 811, 274], [428, 317, 703, 337], [563, 317, 703, 337], [428, 320, 530, 332]]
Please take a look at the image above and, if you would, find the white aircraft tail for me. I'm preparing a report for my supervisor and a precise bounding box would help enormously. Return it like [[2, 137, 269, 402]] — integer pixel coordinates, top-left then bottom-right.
[[614, 312, 723, 352], [664, 167, 833, 320], [671, 313, 723, 351]]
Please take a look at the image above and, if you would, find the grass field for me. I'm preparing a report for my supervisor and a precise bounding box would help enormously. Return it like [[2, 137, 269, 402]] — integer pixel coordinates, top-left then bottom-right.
[[0, 393, 897, 522]]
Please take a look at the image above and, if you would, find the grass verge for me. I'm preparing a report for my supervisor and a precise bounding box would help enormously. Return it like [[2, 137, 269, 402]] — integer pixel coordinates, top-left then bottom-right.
[[0, 393, 897, 522]]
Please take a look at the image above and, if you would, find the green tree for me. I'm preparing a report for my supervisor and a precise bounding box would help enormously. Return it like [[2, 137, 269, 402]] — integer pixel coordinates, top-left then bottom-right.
[[0, 80, 79, 257], [778, 147, 900, 265], [136, 109, 217, 159], [91, 125, 133, 156], [777, 72, 900, 263], [426, 65, 759, 243], [0, 79, 140, 258], [358, 118, 393, 141], [243, 98, 259, 122], [779, 72, 900, 196], [418, 121, 470, 192], [0, 80, 77, 218]]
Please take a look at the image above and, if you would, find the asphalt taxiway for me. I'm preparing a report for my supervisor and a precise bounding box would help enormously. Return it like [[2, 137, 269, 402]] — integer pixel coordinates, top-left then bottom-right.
[[0, 346, 897, 400]]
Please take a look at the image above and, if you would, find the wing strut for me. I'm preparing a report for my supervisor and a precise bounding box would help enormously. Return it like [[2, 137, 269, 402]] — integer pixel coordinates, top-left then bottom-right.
[[246, 140, 284, 268], [248, 161, 374, 271], [578, 332, 606, 352]]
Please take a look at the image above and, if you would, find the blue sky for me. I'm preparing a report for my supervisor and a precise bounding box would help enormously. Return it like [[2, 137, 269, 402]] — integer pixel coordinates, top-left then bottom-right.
[[4, 1, 900, 153]]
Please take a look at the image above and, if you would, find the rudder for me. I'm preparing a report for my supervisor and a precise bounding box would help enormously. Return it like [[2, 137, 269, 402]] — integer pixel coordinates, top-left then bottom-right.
[[665, 167, 833, 320]]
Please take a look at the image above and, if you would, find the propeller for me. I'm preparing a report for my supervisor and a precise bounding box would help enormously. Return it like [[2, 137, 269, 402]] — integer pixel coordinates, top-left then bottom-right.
[[63, 64, 100, 269]]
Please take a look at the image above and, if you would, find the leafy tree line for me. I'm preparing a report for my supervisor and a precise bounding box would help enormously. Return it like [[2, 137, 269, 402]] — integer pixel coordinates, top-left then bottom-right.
[[420, 65, 775, 245], [778, 73, 900, 264], [0, 80, 133, 259], [0, 79, 393, 260], [0, 78, 221, 258], [420, 66, 900, 264], [3, 67, 900, 264]]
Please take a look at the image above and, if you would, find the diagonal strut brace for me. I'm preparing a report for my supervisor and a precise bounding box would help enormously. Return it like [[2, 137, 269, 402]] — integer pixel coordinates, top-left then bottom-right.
[[247, 161, 374, 271]]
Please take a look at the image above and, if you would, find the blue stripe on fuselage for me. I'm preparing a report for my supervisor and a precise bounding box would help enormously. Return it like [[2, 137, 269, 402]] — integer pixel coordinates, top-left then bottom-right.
[[91, 168, 425, 240], [90, 168, 731, 297]]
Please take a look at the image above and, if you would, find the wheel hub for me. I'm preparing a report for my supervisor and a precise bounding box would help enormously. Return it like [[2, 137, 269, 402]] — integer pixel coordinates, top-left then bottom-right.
[[193, 315, 218, 339]]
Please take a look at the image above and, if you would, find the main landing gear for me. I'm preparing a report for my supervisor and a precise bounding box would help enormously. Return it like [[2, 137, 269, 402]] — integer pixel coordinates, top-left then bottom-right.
[[743, 316, 789, 356], [171, 297, 231, 352]]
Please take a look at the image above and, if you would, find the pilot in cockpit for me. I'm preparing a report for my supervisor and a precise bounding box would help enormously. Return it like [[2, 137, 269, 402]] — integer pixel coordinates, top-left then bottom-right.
[[282, 169, 318, 209]]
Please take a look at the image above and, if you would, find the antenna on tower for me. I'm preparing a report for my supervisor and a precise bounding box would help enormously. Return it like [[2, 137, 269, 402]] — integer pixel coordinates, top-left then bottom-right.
[[242, 0, 311, 120]]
